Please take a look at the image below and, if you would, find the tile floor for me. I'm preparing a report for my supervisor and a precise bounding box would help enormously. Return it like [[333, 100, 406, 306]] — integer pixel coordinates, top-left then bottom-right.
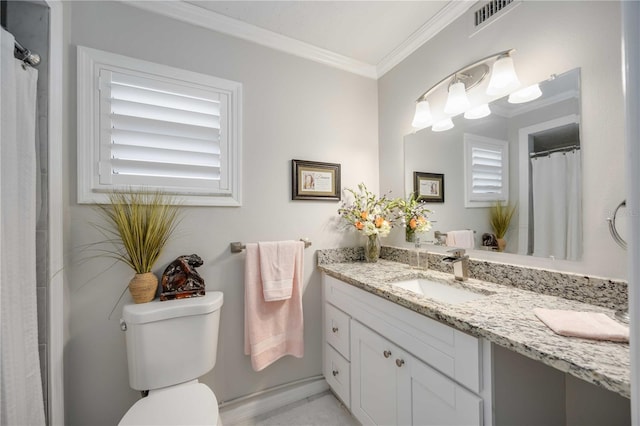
[[233, 392, 360, 426]]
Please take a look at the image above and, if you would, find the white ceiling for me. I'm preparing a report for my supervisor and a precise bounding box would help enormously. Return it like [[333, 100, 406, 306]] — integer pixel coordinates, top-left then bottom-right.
[[186, 1, 450, 66], [125, 1, 475, 78]]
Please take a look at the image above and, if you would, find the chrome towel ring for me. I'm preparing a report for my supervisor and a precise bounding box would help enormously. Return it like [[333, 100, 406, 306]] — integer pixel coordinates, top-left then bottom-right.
[[606, 200, 629, 323], [607, 200, 627, 250]]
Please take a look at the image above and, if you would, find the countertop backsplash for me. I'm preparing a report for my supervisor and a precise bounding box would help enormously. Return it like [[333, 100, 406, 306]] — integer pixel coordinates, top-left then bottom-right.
[[317, 245, 628, 311]]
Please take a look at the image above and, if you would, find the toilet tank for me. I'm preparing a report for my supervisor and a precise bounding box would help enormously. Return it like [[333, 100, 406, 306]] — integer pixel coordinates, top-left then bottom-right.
[[122, 292, 224, 391]]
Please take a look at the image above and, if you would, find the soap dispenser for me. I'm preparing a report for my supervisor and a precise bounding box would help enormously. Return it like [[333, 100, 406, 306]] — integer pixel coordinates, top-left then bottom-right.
[[409, 238, 428, 269]]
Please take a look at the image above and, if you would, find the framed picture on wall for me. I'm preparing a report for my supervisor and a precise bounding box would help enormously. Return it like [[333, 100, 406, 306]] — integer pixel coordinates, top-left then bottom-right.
[[292, 159, 341, 201], [414, 172, 444, 203]]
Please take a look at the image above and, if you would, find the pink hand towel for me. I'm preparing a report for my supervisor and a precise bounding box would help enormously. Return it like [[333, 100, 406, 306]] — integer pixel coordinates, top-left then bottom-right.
[[533, 308, 629, 342], [258, 241, 302, 301], [244, 243, 304, 371]]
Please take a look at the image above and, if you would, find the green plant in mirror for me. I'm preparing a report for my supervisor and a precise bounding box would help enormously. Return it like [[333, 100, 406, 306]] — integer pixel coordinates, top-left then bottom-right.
[[92, 190, 182, 274], [489, 202, 516, 239]]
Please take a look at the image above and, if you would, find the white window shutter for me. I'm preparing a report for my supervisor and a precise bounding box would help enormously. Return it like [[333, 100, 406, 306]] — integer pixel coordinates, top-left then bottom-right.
[[77, 46, 242, 206], [464, 134, 509, 207]]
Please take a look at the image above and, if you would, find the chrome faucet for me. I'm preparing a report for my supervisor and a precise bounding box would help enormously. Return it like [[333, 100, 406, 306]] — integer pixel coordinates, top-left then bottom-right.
[[442, 248, 469, 281]]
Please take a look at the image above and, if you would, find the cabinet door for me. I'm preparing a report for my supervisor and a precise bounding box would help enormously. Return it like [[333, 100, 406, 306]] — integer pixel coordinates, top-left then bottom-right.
[[399, 353, 483, 426], [351, 321, 402, 426]]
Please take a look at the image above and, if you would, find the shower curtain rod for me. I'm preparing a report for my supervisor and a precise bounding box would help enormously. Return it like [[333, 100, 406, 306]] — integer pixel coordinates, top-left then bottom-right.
[[2, 24, 41, 67], [13, 37, 40, 67], [530, 144, 580, 159]]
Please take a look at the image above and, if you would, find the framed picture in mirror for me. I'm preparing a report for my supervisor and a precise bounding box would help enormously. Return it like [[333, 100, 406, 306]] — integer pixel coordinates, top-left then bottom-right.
[[414, 172, 444, 203]]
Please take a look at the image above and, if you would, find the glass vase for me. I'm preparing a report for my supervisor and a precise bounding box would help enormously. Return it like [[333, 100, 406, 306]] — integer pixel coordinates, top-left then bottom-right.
[[364, 234, 381, 263], [405, 227, 416, 243]]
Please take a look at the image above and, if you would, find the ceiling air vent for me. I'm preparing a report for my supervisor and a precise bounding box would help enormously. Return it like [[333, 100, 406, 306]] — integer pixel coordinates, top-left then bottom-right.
[[473, 0, 520, 31]]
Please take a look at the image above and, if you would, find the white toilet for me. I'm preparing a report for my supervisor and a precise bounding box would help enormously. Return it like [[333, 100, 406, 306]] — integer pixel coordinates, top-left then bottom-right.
[[118, 292, 224, 426]]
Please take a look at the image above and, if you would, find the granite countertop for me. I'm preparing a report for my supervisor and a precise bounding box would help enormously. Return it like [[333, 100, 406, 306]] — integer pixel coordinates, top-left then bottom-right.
[[318, 259, 630, 398]]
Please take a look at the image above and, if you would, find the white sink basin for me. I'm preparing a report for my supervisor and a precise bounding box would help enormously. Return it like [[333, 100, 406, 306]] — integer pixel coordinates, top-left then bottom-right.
[[391, 278, 488, 305]]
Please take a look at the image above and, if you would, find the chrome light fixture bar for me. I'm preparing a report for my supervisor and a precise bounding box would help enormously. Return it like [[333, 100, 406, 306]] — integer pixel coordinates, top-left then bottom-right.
[[412, 48, 518, 131]]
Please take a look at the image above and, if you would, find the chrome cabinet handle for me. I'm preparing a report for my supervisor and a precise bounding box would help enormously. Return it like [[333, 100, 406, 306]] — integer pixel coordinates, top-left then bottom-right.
[[332, 370, 339, 377], [383, 350, 392, 358], [396, 359, 405, 367], [332, 326, 339, 333]]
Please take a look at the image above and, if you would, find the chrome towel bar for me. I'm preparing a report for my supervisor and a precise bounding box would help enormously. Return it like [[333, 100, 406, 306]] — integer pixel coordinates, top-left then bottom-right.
[[230, 238, 312, 253]]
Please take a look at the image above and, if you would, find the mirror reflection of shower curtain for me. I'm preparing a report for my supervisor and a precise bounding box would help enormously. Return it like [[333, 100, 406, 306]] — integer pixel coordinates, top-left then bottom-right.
[[531, 151, 583, 260], [0, 28, 46, 425]]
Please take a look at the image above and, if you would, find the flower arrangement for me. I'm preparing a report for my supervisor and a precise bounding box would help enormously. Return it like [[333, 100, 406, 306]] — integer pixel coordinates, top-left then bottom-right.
[[398, 192, 432, 242], [338, 183, 397, 262], [338, 183, 397, 238]]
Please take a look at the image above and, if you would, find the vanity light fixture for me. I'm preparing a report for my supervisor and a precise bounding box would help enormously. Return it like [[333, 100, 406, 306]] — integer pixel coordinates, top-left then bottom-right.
[[464, 103, 491, 119], [508, 83, 543, 104], [411, 49, 520, 131], [432, 118, 454, 132], [486, 53, 521, 96], [411, 100, 433, 128], [443, 78, 471, 115]]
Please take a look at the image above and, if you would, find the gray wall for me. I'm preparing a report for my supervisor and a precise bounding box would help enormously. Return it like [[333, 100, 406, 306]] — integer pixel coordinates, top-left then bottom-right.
[[379, 1, 626, 279], [63, 2, 378, 425]]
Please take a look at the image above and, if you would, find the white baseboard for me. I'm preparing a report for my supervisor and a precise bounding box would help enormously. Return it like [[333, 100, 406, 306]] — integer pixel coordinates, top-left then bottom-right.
[[219, 378, 329, 425]]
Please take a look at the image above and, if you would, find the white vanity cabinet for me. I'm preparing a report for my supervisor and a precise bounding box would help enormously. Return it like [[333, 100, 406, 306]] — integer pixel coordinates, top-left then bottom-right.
[[322, 274, 489, 426], [351, 321, 482, 426]]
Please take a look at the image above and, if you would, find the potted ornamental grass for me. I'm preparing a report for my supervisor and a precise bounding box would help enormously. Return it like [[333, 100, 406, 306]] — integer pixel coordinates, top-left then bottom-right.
[[489, 202, 516, 252], [93, 190, 182, 303]]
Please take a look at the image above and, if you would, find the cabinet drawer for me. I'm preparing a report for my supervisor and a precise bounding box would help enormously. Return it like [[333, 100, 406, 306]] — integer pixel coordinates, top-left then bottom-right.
[[325, 303, 350, 359], [324, 343, 350, 408]]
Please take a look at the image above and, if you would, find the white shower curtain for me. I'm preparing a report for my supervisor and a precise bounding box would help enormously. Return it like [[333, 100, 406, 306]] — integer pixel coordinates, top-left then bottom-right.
[[0, 28, 46, 425], [531, 150, 583, 261]]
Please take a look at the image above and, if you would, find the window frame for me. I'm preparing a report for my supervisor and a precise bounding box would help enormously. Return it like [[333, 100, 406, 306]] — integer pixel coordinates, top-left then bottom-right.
[[77, 46, 242, 206], [463, 133, 509, 208]]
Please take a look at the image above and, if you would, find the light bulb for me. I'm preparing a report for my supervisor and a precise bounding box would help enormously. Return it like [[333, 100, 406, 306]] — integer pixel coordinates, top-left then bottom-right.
[[443, 81, 470, 115], [464, 103, 491, 119], [411, 100, 432, 129], [508, 84, 542, 104], [487, 55, 521, 96], [432, 118, 454, 132]]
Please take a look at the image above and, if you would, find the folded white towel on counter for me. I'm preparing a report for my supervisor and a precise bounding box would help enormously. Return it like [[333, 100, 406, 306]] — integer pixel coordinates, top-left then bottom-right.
[[533, 308, 629, 343], [445, 230, 475, 249]]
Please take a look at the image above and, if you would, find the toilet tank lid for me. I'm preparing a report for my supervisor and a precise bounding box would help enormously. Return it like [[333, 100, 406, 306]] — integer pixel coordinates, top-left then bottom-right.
[[122, 292, 223, 324]]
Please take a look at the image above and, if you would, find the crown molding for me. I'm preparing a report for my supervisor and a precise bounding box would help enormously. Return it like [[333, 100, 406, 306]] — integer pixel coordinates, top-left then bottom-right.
[[119, 0, 378, 79], [376, 1, 475, 78], [120, 1, 472, 80]]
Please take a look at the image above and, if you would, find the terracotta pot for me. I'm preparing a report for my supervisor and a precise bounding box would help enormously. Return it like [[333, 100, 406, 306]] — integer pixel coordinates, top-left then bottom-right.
[[497, 238, 507, 252], [129, 272, 158, 304]]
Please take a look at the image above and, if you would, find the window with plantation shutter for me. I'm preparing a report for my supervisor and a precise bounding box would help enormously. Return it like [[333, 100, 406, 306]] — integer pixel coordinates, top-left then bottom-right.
[[77, 46, 242, 206], [463, 134, 509, 207]]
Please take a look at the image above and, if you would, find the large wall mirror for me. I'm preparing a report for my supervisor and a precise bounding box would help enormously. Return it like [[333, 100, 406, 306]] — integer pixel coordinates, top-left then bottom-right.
[[404, 68, 582, 260]]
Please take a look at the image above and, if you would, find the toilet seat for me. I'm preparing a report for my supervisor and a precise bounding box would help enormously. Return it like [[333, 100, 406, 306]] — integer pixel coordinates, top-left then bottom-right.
[[119, 382, 219, 426]]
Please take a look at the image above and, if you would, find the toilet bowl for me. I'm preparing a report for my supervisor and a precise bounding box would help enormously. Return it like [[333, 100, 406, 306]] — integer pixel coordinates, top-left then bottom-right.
[[118, 292, 224, 426], [119, 381, 219, 426]]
